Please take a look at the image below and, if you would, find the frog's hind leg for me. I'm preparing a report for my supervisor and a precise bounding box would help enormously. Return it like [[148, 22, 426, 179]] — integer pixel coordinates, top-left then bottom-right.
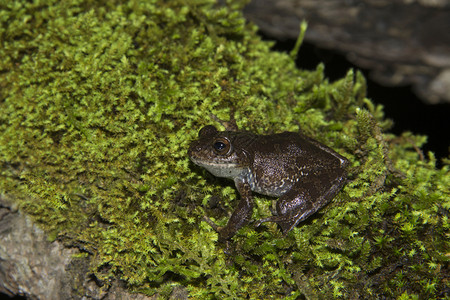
[[255, 174, 347, 235], [254, 189, 315, 235]]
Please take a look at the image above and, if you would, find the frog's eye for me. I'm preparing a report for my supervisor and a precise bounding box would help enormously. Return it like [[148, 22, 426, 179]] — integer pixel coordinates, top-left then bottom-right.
[[212, 138, 231, 155]]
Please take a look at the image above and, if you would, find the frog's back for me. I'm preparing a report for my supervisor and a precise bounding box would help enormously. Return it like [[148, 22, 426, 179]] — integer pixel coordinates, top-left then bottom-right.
[[246, 132, 347, 197], [250, 131, 343, 166]]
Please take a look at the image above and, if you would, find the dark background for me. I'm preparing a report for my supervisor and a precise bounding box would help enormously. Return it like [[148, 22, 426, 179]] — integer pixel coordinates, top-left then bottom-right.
[[268, 36, 450, 168], [0, 294, 23, 299]]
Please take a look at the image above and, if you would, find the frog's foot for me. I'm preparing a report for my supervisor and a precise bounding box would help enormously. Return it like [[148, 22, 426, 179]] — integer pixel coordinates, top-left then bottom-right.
[[203, 215, 221, 232], [204, 215, 243, 241], [254, 216, 299, 236], [202, 216, 235, 252]]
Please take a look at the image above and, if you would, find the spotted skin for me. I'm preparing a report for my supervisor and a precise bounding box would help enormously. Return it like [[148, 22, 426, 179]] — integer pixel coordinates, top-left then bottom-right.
[[188, 125, 349, 240]]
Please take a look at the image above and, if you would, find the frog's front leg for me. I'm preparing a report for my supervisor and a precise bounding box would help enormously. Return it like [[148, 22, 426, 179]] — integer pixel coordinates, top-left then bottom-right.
[[206, 179, 254, 241], [255, 174, 347, 235]]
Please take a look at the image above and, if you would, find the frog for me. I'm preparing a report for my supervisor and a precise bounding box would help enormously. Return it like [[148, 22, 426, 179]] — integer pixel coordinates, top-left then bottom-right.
[[188, 120, 349, 241]]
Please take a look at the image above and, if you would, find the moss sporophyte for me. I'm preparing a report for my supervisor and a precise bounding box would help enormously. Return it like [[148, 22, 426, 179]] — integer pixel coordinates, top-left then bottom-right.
[[0, 0, 448, 298]]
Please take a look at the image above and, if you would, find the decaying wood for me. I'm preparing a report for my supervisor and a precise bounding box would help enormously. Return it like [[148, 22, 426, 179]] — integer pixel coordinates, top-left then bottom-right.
[[244, 0, 450, 104]]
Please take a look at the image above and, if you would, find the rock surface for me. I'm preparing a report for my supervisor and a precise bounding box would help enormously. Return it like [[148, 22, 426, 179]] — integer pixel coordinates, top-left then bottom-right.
[[0, 195, 157, 300]]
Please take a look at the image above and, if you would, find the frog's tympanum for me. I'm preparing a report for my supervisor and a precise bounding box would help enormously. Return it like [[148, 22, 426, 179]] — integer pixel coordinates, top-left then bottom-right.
[[188, 124, 349, 240]]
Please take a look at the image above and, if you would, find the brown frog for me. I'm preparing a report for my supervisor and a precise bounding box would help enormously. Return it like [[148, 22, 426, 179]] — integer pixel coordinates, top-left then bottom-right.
[[188, 122, 349, 241]]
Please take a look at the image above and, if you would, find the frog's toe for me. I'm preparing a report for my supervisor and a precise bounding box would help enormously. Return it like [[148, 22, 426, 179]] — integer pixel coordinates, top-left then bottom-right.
[[278, 221, 296, 235], [203, 215, 220, 231], [255, 216, 296, 235], [254, 217, 269, 228]]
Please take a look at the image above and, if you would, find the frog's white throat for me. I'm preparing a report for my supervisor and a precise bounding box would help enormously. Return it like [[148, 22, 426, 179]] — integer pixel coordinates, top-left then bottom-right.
[[192, 158, 247, 179]]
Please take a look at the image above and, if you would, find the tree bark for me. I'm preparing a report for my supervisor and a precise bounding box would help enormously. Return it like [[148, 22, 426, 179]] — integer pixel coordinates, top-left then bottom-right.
[[244, 0, 450, 104]]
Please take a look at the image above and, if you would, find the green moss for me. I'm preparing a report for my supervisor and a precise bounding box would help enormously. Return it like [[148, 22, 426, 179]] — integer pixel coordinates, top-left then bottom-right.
[[0, 0, 448, 298]]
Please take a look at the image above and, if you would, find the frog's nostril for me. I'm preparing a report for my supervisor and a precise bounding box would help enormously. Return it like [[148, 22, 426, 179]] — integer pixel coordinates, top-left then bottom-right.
[[188, 143, 202, 154]]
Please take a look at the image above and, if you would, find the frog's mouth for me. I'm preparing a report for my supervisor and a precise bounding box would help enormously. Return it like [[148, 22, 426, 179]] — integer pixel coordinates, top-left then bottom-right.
[[193, 159, 238, 168], [190, 156, 238, 168]]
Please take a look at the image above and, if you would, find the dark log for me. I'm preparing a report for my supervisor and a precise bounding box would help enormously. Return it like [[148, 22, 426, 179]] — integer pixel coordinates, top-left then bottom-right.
[[244, 0, 450, 104]]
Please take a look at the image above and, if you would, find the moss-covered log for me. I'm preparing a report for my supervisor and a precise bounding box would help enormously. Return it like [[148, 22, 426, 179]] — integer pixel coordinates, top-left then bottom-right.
[[0, 0, 448, 299]]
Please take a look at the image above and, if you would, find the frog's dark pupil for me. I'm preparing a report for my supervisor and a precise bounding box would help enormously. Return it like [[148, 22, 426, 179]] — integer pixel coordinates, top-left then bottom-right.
[[214, 141, 226, 151]]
